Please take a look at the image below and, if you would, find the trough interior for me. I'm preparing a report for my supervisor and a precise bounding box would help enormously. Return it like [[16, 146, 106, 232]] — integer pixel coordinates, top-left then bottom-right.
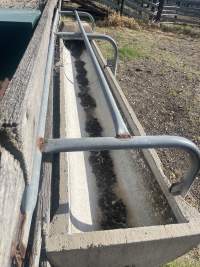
[[55, 39, 177, 234]]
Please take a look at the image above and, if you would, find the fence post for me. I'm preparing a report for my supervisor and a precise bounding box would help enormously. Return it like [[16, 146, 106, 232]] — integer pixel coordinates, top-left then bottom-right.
[[117, 0, 121, 13], [120, 0, 125, 16], [154, 0, 165, 21]]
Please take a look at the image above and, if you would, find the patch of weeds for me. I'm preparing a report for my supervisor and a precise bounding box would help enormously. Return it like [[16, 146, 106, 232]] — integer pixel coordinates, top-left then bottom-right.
[[98, 12, 141, 30], [119, 45, 144, 60]]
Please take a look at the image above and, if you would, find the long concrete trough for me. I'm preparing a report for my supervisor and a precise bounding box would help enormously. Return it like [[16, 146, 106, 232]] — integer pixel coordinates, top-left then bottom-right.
[[45, 17, 200, 266], [0, 2, 200, 266]]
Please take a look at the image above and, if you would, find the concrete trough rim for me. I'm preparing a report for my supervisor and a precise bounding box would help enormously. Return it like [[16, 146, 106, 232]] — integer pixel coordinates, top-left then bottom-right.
[[47, 221, 200, 267], [47, 222, 200, 251]]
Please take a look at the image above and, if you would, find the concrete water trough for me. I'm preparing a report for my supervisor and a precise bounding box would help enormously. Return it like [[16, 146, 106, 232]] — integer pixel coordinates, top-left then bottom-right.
[[45, 12, 200, 267], [0, 3, 199, 265]]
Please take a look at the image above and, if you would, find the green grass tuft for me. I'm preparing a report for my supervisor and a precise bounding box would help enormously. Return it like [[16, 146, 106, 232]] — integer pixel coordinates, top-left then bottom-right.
[[119, 46, 143, 60]]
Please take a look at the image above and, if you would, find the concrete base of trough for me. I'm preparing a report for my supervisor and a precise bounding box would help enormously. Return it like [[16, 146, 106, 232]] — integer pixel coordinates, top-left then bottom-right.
[[47, 223, 200, 267]]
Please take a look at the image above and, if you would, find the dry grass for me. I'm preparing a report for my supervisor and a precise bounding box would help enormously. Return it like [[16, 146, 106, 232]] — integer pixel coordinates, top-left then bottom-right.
[[98, 12, 141, 30], [160, 23, 200, 38]]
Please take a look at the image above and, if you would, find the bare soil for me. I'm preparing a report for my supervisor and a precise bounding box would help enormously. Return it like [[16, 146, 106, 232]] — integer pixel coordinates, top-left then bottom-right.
[[97, 26, 200, 210]]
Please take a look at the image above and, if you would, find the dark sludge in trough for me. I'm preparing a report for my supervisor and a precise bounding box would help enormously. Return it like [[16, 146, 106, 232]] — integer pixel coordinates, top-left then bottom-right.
[[65, 40, 128, 230]]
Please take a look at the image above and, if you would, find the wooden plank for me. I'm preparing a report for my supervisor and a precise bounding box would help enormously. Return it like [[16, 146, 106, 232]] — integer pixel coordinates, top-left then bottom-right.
[[161, 17, 200, 25], [128, 0, 159, 8], [95, 0, 153, 19], [125, 0, 154, 16]]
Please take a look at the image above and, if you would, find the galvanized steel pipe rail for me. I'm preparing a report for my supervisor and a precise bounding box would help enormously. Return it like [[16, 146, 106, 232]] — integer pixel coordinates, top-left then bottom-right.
[[20, 9, 60, 251], [56, 32, 118, 75], [42, 135, 200, 197], [59, 10, 96, 30], [74, 10, 129, 137]]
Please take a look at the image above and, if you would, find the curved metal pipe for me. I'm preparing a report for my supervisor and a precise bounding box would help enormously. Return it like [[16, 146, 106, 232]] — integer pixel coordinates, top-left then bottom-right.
[[90, 34, 118, 75], [59, 10, 95, 30], [42, 135, 200, 197], [56, 32, 118, 75]]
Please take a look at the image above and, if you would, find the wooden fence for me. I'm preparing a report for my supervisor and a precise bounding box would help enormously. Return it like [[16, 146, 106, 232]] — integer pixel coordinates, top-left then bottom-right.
[[95, 0, 200, 24], [95, 0, 160, 21], [162, 1, 200, 25]]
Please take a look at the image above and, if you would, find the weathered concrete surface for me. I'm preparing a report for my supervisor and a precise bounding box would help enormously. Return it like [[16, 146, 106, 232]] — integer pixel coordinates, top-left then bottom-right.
[[0, 0, 58, 265], [47, 223, 200, 267], [0, 146, 24, 267], [48, 47, 69, 239], [0, 0, 40, 9], [62, 42, 97, 233]]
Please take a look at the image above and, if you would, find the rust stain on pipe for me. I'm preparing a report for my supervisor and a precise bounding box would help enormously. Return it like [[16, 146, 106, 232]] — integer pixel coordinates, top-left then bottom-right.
[[116, 133, 131, 139], [37, 137, 45, 151]]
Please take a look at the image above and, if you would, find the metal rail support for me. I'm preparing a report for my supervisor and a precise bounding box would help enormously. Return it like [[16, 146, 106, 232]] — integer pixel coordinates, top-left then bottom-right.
[[42, 136, 200, 197], [74, 10, 129, 137], [59, 10, 95, 30], [56, 32, 118, 75]]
